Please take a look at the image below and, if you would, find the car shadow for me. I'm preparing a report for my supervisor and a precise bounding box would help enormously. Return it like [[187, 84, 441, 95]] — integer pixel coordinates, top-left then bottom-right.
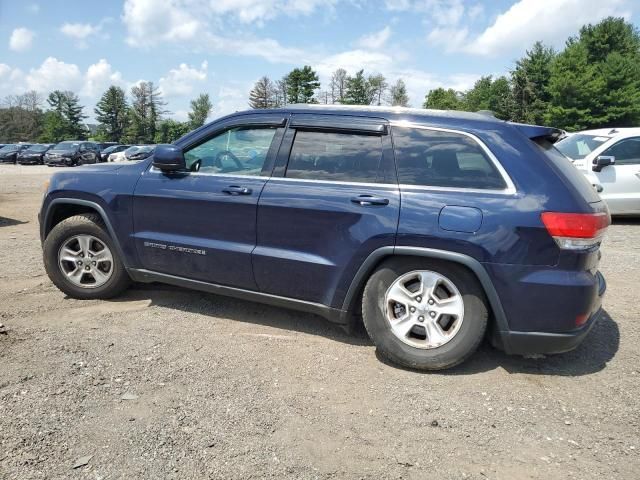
[[109, 284, 619, 376], [0, 216, 28, 227]]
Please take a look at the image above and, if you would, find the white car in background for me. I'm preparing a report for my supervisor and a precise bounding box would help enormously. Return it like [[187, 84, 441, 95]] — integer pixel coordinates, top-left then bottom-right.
[[108, 145, 155, 162], [555, 128, 640, 216]]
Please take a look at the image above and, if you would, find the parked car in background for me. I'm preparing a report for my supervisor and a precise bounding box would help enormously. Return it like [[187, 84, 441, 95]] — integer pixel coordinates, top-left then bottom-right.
[[0, 144, 32, 164], [98, 142, 118, 152], [39, 106, 609, 370], [556, 128, 640, 215], [44, 141, 100, 167], [100, 144, 130, 162], [17, 144, 54, 165], [109, 145, 155, 162]]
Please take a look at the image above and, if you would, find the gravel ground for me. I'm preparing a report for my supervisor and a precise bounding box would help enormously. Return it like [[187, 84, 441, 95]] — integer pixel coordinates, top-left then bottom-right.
[[0, 164, 638, 480]]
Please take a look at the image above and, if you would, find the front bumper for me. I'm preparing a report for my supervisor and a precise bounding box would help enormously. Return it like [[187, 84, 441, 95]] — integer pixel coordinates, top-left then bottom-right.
[[45, 157, 74, 166], [0, 156, 16, 163], [495, 271, 606, 355], [18, 157, 42, 164]]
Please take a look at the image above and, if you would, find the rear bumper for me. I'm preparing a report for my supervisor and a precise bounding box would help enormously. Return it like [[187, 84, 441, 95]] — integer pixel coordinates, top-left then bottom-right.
[[494, 271, 606, 355]]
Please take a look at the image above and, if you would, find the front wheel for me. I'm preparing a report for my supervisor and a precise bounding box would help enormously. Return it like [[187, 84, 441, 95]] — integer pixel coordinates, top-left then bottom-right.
[[362, 258, 488, 370], [43, 213, 130, 299]]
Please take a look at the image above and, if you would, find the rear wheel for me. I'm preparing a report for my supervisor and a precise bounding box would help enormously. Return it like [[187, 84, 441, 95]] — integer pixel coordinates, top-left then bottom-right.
[[43, 214, 130, 299], [362, 258, 488, 370]]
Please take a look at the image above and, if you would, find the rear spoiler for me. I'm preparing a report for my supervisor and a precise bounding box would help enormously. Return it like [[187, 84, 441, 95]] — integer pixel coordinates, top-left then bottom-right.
[[510, 123, 564, 144]]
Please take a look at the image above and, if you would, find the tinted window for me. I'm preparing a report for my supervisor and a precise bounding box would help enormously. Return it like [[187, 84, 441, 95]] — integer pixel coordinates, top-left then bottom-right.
[[184, 127, 277, 175], [392, 127, 507, 190], [286, 130, 383, 183], [602, 137, 640, 165]]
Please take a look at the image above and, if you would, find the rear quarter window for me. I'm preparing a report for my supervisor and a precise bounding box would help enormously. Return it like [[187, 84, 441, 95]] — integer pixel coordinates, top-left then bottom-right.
[[391, 127, 507, 190], [534, 139, 601, 204]]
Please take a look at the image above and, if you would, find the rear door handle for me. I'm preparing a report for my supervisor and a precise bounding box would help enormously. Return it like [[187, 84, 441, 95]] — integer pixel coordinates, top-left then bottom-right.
[[222, 185, 252, 195], [351, 195, 389, 206]]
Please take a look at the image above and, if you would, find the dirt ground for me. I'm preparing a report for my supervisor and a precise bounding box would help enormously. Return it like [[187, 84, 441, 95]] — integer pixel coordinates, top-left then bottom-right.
[[0, 164, 638, 480]]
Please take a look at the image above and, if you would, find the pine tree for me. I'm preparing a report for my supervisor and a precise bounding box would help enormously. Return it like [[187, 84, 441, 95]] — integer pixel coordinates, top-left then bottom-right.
[[94, 86, 129, 142], [188, 93, 212, 129], [511, 42, 555, 124], [343, 70, 373, 105], [249, 77, 277, 109], [389, 79, 409, 107], [368, 74, 388, 106], [284, 66, 320, 104], [46, 90, 88, 139], [125, 81, 166, 143]]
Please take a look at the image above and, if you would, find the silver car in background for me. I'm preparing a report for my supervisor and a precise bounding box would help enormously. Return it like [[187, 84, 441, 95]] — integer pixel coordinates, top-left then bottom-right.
[[555, 128, 640, 216]]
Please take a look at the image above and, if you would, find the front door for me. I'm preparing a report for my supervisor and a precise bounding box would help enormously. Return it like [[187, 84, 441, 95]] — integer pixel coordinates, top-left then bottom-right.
[[133, 118, 284, 288], [596, 137, 640, 214], [253, 114, 400, 308]]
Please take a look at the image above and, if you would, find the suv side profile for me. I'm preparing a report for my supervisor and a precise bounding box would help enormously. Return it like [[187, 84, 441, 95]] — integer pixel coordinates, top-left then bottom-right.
[[39, 106, 609, 370]]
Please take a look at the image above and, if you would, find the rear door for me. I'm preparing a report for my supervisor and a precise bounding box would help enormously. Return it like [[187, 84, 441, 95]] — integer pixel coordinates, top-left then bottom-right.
[[253, 114, 399, 308], [596, 137, 640, 214], [133, 114, 286, 288]]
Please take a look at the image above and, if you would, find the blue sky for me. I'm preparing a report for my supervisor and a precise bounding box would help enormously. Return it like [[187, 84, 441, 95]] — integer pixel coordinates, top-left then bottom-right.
[[1, 0, 638, 122]]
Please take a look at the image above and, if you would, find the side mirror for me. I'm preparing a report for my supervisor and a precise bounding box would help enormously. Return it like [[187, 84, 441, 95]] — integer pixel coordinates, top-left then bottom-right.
[[592, 155, 614, 172], [152, 144, 185, 172]]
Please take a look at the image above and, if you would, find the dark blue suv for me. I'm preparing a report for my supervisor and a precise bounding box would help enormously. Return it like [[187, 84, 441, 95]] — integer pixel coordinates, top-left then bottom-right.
[[39, 106, 609, 370]]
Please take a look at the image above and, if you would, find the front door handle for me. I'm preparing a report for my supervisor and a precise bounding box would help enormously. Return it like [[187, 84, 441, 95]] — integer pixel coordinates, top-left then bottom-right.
[[351, 195, 389, 206], [222, 185, 252, 195]]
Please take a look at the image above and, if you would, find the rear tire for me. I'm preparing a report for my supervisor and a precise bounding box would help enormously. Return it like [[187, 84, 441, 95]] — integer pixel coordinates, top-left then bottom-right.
[[43, 213, 130, 299], [362, 258, 488, 370]]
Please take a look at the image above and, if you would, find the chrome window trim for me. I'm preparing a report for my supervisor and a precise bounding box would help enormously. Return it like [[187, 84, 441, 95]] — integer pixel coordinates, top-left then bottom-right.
[[389, 120, 517, 195]]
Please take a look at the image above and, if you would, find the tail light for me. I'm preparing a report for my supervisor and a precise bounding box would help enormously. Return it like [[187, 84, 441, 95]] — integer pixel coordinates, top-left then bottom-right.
[[541, 212, 610, 250]]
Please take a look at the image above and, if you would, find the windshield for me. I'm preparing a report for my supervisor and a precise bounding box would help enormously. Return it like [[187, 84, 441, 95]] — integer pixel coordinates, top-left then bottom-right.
[[27, 145, 49, 152], [0, 145, 18, 153], [54, 141, 80, 151], [555, 134, 611, 160]]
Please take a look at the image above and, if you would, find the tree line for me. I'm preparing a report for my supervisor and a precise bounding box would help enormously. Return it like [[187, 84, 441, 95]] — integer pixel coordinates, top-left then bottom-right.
[[0, 83, 213, 144], [424, 17, 640, 130], [249, 67, 409, 108], [1, 17, 637, 144]]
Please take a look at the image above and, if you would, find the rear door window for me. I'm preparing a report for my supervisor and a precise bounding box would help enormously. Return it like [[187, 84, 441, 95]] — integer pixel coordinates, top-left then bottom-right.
[[392, 127, 507, 190], [285, 130, 384, 183]]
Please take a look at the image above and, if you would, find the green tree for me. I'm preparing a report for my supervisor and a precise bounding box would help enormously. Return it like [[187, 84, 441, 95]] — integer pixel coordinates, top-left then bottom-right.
[[188, 93, 213, 129], [154, 119, 190, 143], [249, 77, 277, 109], [0, 91, 44, 142], [94, 86, 129, 142], [39, 110, 70, 143], [547, 17, 640, 129], [343, 70, 373, 105], [423, 88, 464, 110], [46, 90, 88, 139], [125, 81, 166, 143], [368, 74, 388, 106], [285, 66, 320, 104], [462, 75, 514, 120], [511, 41, 556, 124], [389, 79, 409, 107]]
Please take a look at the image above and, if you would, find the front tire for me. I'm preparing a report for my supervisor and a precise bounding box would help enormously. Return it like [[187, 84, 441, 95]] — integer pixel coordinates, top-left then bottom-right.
[[362, 258, 488, 370], [43, 213, 130, 299]]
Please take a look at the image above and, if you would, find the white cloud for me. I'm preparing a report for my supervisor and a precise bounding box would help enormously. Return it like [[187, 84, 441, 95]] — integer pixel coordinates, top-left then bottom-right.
[[159, 61, 208, 96], [465, 0, 633, 56], [214, 85, 248, 118], [60, 22, 101, 40], [122, 0, 201, 47], [9, 28, 35, 52], [25, 57, 83, 92], [82, 59, 125, 97], [355, 26, 392, 49]]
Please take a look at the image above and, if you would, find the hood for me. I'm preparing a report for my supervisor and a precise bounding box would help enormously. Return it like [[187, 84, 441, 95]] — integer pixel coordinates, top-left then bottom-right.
[[0, 150, 16, 157]]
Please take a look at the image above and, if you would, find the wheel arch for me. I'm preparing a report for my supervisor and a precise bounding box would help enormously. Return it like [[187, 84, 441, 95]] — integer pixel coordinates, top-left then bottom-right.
[[339, 246, 509, 334], [42, 198, 128, 266]]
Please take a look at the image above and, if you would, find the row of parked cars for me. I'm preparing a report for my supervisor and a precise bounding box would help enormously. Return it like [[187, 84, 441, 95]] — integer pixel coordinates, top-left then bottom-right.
[[0, 141, 156, 166]]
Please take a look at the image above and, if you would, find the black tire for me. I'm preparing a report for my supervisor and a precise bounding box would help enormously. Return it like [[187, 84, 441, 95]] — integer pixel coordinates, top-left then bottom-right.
[[362, 257, 488, 371], [43, 213, 131, 299]]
